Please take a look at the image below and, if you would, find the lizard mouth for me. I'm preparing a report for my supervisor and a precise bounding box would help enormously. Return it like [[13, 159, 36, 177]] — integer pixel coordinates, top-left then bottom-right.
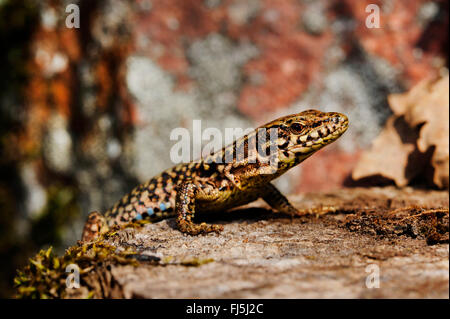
[[288, 113, 348, 154]]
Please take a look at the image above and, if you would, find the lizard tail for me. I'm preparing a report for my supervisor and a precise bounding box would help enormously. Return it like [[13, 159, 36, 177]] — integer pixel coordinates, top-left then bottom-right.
[[81, 211, 109, 242]]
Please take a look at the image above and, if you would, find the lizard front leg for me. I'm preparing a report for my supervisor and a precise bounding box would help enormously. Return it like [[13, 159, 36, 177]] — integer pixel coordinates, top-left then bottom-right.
[[175, 181, 224, 235], [261, 183, 299, 216]]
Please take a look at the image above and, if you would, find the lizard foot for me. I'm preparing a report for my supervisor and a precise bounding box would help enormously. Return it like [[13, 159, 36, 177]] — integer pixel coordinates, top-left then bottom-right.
[[177, 219, 223, 236]]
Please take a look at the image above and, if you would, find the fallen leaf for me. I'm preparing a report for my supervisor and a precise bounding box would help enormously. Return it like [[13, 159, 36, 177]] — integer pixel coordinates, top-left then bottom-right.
[[352, 116, 420, 186], [353, 75, 449, 188]]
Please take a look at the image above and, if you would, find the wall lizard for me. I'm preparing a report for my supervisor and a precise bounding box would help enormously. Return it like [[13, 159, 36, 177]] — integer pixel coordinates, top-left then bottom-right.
[[82, 109, 348, 241]]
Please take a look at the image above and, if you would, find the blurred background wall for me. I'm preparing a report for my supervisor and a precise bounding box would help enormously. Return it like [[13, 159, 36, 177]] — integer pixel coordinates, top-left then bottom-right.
[[0, 0, 448, 297]]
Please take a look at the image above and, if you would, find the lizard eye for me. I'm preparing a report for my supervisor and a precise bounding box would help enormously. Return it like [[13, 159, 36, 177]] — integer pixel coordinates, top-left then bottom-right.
[[290, 123, 304, 133]]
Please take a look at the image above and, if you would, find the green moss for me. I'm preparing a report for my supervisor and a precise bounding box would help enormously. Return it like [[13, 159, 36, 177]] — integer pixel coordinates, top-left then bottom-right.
[[14, 239, 138, 299], [15, 218, 216, 298]]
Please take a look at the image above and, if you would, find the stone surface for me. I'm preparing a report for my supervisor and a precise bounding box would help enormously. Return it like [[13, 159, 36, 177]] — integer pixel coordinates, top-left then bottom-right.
[[89, 187, 449, 298]]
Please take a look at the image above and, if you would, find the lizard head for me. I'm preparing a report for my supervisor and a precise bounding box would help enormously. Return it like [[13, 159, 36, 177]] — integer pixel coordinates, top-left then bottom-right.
[[205, 109, 348, 188], [261, 109, 349, 174]]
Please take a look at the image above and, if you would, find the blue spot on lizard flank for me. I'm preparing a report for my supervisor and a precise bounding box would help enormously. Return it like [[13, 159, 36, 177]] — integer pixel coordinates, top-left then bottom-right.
[[160, 203, 167, 211], [147, 208, 154, 216], [135, 213, 143, 220]]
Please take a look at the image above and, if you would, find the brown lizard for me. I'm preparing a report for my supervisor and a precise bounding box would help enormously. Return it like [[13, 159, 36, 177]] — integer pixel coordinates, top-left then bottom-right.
[[82, 109, 348, 241]]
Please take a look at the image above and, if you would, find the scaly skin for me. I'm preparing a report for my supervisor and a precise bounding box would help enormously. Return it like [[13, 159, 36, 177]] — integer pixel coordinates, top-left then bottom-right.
[[82, 110, 349, 241]]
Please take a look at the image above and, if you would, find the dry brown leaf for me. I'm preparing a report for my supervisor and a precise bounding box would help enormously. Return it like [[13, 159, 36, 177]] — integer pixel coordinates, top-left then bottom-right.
[[352, 117, 419, 186], [408, 76, 448, 188], [353, 75, 449, 188], [390, 76, 449, 188]]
